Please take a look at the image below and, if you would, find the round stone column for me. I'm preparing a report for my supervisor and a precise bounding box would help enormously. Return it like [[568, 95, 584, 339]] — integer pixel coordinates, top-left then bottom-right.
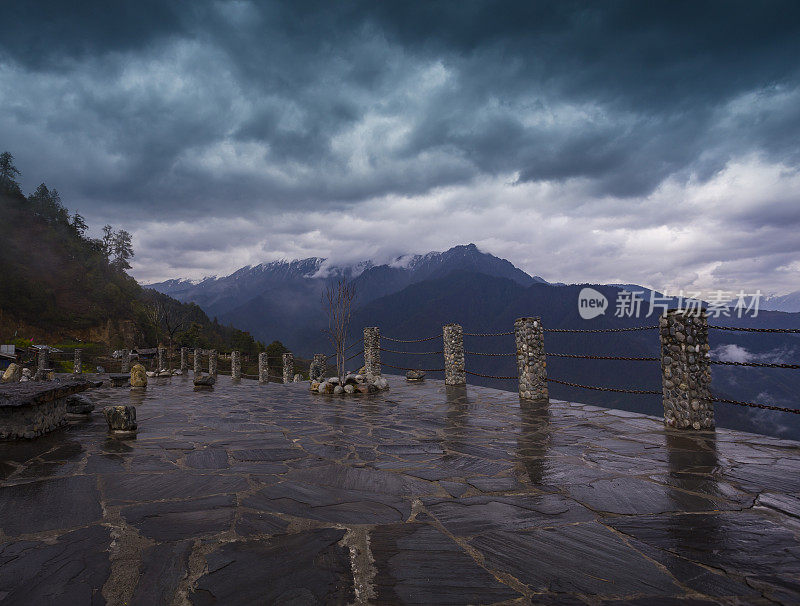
[[443, 324, 465, 386], [231, 350, 241, 380], [158, 347, 167, 371], [363, 327, 381, 380], [660, 309, 713, 430], [258, 352, 269, 383], [311, 354, 327, 381], [121, 349, 130, 373], [282, 352, 294, 383], [73, 349, 82, 374], [193, 349, 202, 376], [209, 350, 218, 376], [515, 317, 548, 401], [180, 348, 188, 374]]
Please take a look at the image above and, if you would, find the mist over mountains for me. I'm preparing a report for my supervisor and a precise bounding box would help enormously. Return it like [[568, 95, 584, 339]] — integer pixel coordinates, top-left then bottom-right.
[[149, 244, 800, 440]]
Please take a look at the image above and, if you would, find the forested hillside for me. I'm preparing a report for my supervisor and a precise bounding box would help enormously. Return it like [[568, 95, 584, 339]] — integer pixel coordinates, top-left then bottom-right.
[[0, 151, 264, 356]]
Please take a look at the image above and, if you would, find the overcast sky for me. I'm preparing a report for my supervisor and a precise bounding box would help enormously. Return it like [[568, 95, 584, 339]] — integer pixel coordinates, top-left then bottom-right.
[[2, 1, 799, 294]]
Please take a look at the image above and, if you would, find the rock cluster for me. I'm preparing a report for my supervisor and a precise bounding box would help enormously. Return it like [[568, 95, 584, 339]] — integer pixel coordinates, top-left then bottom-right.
[[660, 311, 713, 430], [310, 374, 389, 395], [515, 317, 548, 401], [293, 374, 302, 383]]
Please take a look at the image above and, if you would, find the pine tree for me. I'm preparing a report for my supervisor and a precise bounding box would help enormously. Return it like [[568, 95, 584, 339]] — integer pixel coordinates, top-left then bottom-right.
[[0, 151, 21, 195]]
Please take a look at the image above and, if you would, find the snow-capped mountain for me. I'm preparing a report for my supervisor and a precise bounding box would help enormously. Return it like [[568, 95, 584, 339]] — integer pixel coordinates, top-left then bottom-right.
[[146, 243, 546, 344]]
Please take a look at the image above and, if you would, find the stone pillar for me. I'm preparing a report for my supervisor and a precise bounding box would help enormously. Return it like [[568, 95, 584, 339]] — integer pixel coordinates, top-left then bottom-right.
[[180, 348, 188, 374], [121, 350, 130, 373], [209, 350, 218, 376], [231, 350, 241, 380], [193, 349, 202, 376], [660, 310, 713, 430], [37, 347, 49, 373], [443, 324, 465, 386], [282, 352, 294, 383], [363, 327, 381, 380], [311, 354, 327, 381], [515, 317, 548, 401], [158, 347, 166, 370], [258, 352, 268, 383], [73, 349, 82, 374]]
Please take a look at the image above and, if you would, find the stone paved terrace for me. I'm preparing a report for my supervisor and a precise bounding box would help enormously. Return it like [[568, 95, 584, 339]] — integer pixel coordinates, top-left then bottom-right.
[[1, 375, 799, 605]]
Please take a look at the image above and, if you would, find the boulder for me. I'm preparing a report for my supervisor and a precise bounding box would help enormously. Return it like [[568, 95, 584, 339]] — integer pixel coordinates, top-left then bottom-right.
[[96, 366, 105, 373], [146, 371, 156, 378], [130, 364, 148, 388], [1, 363, 22, 383], [66, 394, 95, 415], [156, 370, 172, 377], [354, 374, 364, 383], [310, 381, 320, 391], [373, 377, 389, 391], [406, 370, 426, 382], [333, 385, 344, 395], [344, 374, 358, 386], [344, 384, 355, 394], [21, 368, 32, 379], [194, 374, 216, 387], [293, 374, 302, 382], [328, 376, 340, 385], [104, 405, 137, 432]]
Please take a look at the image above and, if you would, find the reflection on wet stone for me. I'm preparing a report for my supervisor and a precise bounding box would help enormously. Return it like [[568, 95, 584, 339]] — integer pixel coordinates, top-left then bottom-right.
[[0, 374, 797, 603]]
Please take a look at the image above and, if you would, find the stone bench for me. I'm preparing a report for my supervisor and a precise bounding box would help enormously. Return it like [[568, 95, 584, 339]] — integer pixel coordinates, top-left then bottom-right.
[[0, 379, 98, 439]]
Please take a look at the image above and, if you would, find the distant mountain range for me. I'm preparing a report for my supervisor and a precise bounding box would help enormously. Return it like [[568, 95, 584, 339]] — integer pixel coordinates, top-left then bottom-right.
[[148, 244, 545, 347], [149, 244, 800, 440], [760, 291, 800, 313]]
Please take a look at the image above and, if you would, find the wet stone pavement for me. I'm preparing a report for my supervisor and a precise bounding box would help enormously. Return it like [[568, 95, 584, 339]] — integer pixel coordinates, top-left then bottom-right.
[[0, 375, 799, 605]]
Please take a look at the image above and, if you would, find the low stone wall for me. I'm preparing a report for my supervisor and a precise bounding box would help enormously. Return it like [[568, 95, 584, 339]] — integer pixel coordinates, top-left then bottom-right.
[[0, 398, 68, 439], [0, 380, 93, 440]]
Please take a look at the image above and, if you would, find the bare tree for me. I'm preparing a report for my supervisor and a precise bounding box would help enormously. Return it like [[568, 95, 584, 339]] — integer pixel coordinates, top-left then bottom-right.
[[322, 277, 357, 384], [144, 297, 193, 368]]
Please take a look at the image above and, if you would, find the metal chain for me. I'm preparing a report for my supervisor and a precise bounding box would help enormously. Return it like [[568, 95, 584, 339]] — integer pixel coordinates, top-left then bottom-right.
[[344, 340, 360, 352], [380, 347, 443, 355], [710, 360, 800, 369], [547, 352, 659, 362], [345, 350, 364, 362], [465, 370, 517, 379], [711, 396, 800, 414], [383, 334, 441, 343], [547, 377, 661, 394], [544, 325, 659, 333], [709, 326, 800, 333], [380, 362, 445, 372], [465, 351, 516, 357], [463, 331, 515, 336]]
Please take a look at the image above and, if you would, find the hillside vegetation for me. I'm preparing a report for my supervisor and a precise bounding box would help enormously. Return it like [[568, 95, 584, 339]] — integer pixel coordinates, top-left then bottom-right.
[[0, 151, 264, 357]]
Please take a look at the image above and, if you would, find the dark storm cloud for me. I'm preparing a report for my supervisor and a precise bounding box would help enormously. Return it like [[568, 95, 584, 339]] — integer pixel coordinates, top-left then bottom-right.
[[2, 1, 800, 289], [4, 0, 800, 213]]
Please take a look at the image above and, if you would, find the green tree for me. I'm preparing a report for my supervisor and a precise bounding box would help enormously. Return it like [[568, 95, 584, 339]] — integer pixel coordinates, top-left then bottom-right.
[[112, 229, 134, 270], [0, 151, 21, 195]]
